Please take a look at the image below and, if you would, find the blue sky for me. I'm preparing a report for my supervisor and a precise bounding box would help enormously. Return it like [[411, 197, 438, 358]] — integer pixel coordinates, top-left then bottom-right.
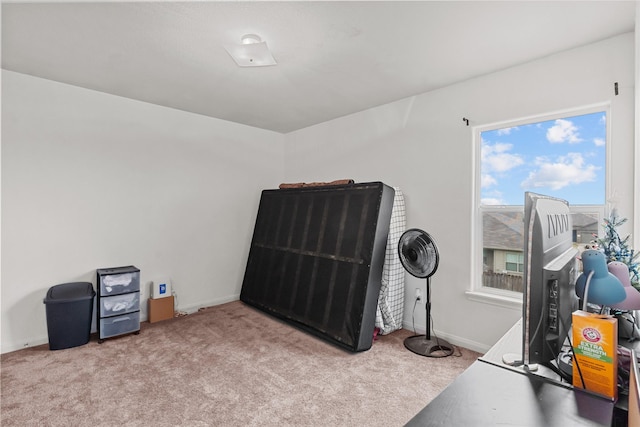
[[480, 111, 606, 206]]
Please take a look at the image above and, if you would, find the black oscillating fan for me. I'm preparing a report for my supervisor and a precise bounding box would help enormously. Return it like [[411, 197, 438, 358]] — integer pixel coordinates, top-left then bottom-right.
[[398, 229, 453, 358]]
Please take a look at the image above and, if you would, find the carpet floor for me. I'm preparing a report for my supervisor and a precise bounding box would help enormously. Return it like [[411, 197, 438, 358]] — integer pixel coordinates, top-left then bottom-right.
[[1, 300, 480, 426]]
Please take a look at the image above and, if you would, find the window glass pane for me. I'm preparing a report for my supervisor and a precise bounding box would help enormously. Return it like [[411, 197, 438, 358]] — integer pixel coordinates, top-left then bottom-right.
[[481, 209, 601, 293], [477, 109, 606, 294], [505, 253, 519, 262], [481, 111, 606, 206], [572, 212, 599, 244]]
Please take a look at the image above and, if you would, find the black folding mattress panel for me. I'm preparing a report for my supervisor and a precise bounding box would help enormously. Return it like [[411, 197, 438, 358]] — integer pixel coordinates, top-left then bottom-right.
[[240, 182, 395, 352]]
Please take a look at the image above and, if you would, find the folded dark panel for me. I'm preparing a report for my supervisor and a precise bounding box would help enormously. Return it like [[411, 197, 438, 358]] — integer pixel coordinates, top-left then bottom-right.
[[241, 182, 395, 352]]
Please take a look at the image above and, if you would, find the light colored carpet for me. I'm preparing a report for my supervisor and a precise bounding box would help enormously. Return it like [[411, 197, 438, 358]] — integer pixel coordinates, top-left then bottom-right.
[[1, 300, 480, 426]]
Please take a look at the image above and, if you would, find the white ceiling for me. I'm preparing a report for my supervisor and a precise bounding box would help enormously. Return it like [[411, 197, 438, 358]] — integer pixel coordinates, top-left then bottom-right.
[[2, 1, 636, 133]]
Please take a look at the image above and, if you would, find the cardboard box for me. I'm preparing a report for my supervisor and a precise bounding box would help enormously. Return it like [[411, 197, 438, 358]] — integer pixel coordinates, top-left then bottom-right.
[[572, 310, 618, 400], [148, 296, 174, 323]]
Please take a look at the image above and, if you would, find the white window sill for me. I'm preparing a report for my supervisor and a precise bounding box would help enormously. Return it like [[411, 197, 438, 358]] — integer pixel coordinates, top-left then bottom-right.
[[465, 289, 523, 311]]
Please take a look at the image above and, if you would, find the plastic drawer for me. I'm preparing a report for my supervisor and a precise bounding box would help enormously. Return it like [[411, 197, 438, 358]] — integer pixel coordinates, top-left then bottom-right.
[[99, 292, 140, 317], [98, 267, 140, 296], [100, 313, 140, 339]]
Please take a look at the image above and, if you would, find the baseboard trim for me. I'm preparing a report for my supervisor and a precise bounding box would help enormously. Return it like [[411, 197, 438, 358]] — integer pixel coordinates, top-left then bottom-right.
[[401, 321, 490, 354], [2, 294, 242, 354], [1, 334, 50, 354], [175, 294, 240, 315]]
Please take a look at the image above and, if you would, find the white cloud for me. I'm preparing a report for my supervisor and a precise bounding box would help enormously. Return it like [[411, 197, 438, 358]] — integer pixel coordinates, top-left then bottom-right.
[[497, 126, 518, 136], [481, 174, 497, 188], [481, 142, 524, 173], [546, 119, 582, 144], [521, 153, 598, 190], [593, 137, 605, 147], [481, 197, 505, 206], [481, 188, 505, 205], [600, 114, 607, 125]]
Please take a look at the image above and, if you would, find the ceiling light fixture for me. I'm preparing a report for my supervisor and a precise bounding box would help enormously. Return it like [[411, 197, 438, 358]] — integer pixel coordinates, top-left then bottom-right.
[[224, 34, 277, 67], [241, 34, 261, 45]]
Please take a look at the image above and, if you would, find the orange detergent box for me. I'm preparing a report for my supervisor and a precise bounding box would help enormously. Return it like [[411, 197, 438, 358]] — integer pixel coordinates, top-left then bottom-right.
[[572, 310, 618, 400]]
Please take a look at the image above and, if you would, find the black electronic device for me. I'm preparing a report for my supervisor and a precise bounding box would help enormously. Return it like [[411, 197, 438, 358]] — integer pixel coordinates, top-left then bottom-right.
[[503, 192, 579, 372], [398, 228, 453, 358]]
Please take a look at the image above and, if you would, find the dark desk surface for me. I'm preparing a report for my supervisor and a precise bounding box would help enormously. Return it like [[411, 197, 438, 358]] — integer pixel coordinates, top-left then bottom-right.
[[482, 318, 640, 418], [404, 318, 630, 426], [405, 358, 613, 427], [481, 318, 566, 381]]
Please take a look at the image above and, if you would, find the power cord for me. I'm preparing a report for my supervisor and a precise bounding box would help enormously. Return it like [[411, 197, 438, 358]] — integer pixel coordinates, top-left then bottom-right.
[[410, 294, 461, 357], [411, 297, 418, 334], [172, 290, 188, 317]]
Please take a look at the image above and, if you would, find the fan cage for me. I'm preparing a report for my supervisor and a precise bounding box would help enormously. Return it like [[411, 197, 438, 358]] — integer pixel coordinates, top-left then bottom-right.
[[398, 229, 439, 279]]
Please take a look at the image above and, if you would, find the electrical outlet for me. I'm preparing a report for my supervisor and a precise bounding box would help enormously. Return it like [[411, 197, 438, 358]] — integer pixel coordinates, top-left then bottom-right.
[[415, 288, 422, 302]]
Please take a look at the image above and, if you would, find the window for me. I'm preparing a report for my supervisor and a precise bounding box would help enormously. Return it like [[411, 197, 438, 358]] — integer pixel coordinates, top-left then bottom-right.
[[474, 106, 608, 297], [505, 252, 524, 273]]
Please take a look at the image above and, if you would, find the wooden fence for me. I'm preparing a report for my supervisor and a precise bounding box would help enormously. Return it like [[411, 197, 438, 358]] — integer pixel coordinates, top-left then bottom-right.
[[482, 272, 523, 293]]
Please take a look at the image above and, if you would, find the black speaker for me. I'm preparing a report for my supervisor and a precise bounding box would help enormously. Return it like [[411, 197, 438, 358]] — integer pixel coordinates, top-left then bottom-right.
[[240, 182, 395, 352]]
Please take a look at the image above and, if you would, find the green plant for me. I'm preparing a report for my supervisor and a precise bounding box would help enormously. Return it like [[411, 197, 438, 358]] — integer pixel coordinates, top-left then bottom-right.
[[595, 209, 640, 290]]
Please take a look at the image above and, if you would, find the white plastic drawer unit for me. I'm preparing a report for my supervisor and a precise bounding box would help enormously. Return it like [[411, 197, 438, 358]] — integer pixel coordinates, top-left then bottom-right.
[[98, 270, 140, 296], [96, 265, 141, 342], [99, 292, 140, 317], [100, 314, 140, 339]]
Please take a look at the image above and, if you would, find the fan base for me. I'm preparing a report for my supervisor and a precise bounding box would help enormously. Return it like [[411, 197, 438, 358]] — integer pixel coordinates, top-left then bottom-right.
[[404, 335, 454, 358]]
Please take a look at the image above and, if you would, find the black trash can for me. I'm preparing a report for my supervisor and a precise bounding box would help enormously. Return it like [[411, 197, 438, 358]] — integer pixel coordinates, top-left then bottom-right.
[[43, 282, 95, 350]]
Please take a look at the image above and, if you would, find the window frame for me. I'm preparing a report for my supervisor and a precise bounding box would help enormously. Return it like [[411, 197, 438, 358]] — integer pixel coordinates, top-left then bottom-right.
[[468, 103, 611, 308]]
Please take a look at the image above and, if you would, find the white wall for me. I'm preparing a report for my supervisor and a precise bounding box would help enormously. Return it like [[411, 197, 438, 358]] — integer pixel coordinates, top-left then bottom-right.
[[284, 33, 636, 353], [2, 32, 635, 355], [1, 70, 284, 353]]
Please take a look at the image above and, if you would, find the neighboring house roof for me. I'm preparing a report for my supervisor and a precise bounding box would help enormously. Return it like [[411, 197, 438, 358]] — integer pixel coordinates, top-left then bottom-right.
[[483, 211, 599, 252], [572, 212, 599, 230], [483, 211, 524, 252]]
